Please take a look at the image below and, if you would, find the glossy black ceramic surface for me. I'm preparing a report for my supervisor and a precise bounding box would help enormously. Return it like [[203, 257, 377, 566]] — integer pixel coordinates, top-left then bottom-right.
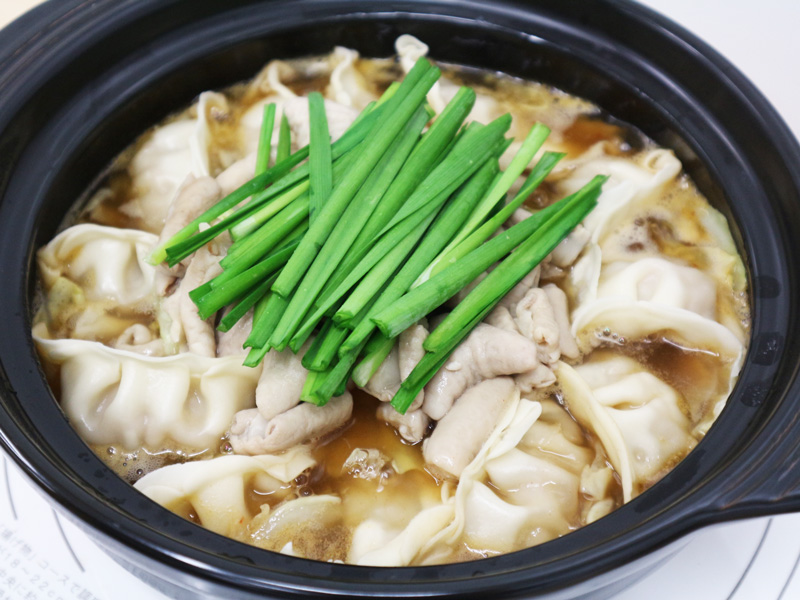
[[0, 1, 799, 598]]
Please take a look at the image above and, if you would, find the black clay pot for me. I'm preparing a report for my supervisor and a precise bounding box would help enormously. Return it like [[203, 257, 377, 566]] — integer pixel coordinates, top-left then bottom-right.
[[1, 1, 799, 599]]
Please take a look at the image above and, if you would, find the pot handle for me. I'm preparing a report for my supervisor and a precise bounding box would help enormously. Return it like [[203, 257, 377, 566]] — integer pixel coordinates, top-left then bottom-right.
[[694, 349, 800, 521]]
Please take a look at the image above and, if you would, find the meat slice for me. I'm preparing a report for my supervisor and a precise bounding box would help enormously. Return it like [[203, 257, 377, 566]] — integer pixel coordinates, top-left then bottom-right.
[[542, 283, 580, 360], [216, 152, 257, 197], [495, 267, 540, 317], [256, 340, 312, 421], [361, 322, 428, 410], [153, 175, 221, 294], [397, 321, 428, 411], [157, 175, 221, 252], [398, 322, 428, 379], [484, 304, 557, 390], [363, 343, 401, 403], [485, 305, 520, 334], [422, 323, 539, 420], [514, 288, 561, 365], [423, 377, 517, 478], [515, 364, 557, 392], [229, 392, 353, 454], [377, 404, 430, 444], [514, 285, 581, 364], [162, 242, 225, 357], [216, 308, 253, 357]]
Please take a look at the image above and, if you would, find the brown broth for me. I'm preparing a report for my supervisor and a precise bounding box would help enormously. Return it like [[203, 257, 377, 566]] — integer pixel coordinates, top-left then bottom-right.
[[589, 339, 734, 426], [560, 116, 634, 158], [94, 443, 213, 485], [310, 390, 442, 529]]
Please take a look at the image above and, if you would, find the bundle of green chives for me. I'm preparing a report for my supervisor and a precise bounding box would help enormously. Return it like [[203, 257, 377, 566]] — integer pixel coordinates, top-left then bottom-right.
[[148, 56, 605, 413], [390, 176, 607, 414]]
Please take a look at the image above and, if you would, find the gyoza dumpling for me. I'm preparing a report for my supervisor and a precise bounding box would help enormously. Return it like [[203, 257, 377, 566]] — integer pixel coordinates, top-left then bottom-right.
[[569, 257, 745, 398], [239, 96, 358, 157], [561, 147, 682, 308], [348, 503, 454, 567], [460, 396, 616, 552], [36, 224, 160, 346], [557, 145, 682, 244], [595, 257, 717, 319], [558, 143, 747, 346], [394, 35, 591, 170], [419, 381, 618, 562], [34, 336, 260, 451], [556, 355, 697, 502], [417, 388, 543, 562], [38, 224, 158, 305], [134, 446, 315, 537], [325, 46, 380, 110], [123, 91, 231, 232], [247, 495, 344, 558]]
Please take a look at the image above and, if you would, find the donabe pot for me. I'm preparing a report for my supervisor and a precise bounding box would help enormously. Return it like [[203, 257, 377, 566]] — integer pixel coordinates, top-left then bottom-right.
[[0, 1, 798, 598]]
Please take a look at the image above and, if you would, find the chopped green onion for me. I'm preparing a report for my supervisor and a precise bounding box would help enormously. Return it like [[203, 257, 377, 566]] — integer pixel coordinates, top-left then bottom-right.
[[300, 369, 326, 406], [333, 208, 439, 325], [267, 62, 440, 350], [301, 345, 362, 405], [299, 319, 334, 370], [241, 292, 289, 367], [353, 87, 477, 246], [153, 147, 310, 266], [217, 272, 279, 333], [229, 179, 310, 242], [376, 81, 401, 106], [279, 104, 431, 348], [302, 322, 351, 372], [245, 292, 285, 348], [312, 117, 510, 321], [276, 113, 291, 163], [192, 241, 298, 320], [255, 103, 276, 175], [308, 92, 332, 224], [372, 176, 607, 339], [190, 220, 305, 303], [352, 332, 395, 387], [424, 175, 606, 353], [415, 150, 564, 286], [271, 58, 438, 299], [314, 86, 478, 305], [339, 157, 498, 356], [219, 196, 309, 278], [376, 114, 512, 236], [295, 186, 452, 342], [244, 343, 270, 368], [448, 123, 551, 249]]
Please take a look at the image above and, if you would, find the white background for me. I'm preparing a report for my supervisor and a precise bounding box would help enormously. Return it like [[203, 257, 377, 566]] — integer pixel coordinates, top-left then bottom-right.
[[1, 0, 799, 599]]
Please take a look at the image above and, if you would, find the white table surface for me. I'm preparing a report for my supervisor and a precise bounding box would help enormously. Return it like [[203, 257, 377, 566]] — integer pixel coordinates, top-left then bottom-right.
[[1, 0, 799, 599]]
